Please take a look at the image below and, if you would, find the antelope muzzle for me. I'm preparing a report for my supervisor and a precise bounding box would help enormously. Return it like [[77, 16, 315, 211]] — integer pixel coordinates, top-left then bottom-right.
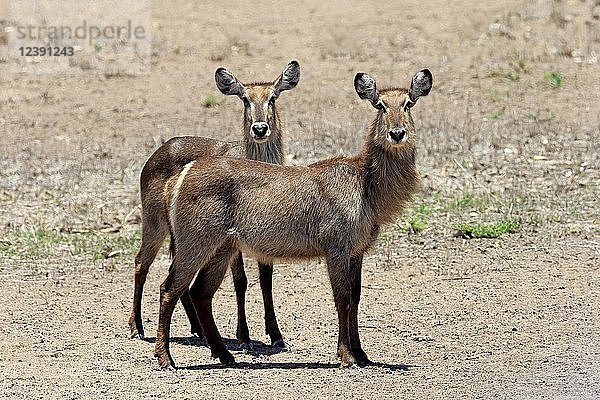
[[387, 127, 407, 144], [250, 122, 271, 142]]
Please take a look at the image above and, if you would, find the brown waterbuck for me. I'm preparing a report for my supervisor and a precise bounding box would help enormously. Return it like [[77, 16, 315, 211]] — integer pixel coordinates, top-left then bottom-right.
[[155, 68, 433, 369], [129, 61, 300, 349]]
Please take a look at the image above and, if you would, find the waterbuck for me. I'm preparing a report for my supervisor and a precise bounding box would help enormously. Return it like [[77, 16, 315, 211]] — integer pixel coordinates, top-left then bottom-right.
[[155, 68, 432, 368], [129, 61, 300, 349]]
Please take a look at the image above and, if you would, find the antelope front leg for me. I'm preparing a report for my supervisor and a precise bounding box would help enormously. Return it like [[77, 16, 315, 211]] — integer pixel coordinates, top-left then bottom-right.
[[230, 252, 251, 348], [154, 255, 204, 369], [154, 272, 187, 368], [154, 295, 177, 369], [189, 246, 237, 365], [326, 255, 356, 367], [192, 292, 235, 365], [258, 262, 285, 347], [349, 254, 370, 366]]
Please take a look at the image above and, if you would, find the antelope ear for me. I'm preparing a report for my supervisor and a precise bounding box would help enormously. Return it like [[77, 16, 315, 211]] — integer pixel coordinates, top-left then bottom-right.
[[354, 73, 380, 109], [408, 69, 432, 104], [273, 60, 300, 98], [215, 68, 245, 97]]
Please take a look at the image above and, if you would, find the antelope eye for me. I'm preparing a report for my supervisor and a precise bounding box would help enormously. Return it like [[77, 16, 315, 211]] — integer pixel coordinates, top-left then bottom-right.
[[241, 95, 250, 106], [268, 96, 275, 106], [376, 100, 387, 112]]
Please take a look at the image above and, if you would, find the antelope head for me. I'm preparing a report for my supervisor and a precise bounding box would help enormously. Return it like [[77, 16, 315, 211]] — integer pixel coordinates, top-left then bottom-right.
[[354, 69, 432, 147], [215, 61, 300, 143]]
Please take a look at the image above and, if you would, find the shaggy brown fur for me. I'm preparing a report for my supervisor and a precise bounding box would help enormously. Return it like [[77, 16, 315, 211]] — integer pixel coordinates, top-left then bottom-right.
[[154, 69, 432, 369], [129, 61, 300, 346]]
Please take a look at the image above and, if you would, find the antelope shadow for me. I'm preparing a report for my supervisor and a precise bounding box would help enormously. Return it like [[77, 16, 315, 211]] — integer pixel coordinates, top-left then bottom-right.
[[142, 336, 413, 371], [179, 360, 413, 371], [142, 336, 288, 357]]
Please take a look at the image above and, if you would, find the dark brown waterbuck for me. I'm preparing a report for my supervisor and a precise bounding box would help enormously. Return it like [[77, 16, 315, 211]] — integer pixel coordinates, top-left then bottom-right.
[[129, 61, 300, 349], [155, 68, 432, 368]]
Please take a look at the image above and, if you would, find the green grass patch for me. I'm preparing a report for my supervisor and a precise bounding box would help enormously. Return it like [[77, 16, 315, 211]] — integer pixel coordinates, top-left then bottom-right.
[[402, 214, 427, 234], [544, 71, 563, 89], [202, 95, 222, 108], [0, 229, 140, 260], [387, 194, 526, 239], [457, 218, 519, 239], [398, 203, 432, 234], [451, 194, 492, 211], [0, 229, 63, 258]]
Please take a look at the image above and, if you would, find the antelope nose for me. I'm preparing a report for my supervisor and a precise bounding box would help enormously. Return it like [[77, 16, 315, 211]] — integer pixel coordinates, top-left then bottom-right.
[[251, 122, 270, 138], [388, 127, 407, 142]]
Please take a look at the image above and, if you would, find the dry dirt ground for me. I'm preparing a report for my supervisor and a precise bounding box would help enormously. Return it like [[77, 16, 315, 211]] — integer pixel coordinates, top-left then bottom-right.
[[1, 0, 599, 398]]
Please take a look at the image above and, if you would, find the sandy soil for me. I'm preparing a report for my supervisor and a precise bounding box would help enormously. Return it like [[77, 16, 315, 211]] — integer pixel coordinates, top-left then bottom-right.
[[1, 0, 599, 398]]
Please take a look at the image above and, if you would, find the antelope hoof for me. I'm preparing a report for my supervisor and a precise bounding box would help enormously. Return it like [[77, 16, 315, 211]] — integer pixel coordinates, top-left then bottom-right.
[[236, 330, 251, 345], [129, 324, 145, 340], [155, 351, 175, 370], [239, 341, 254, 352], [189, 322, 204, 339], [353, 349, 372, 367], [271, 339, 289, 350], [340, 358, 358, 369], [217, 351, 236, 365], [339, 353, 357, 369]]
